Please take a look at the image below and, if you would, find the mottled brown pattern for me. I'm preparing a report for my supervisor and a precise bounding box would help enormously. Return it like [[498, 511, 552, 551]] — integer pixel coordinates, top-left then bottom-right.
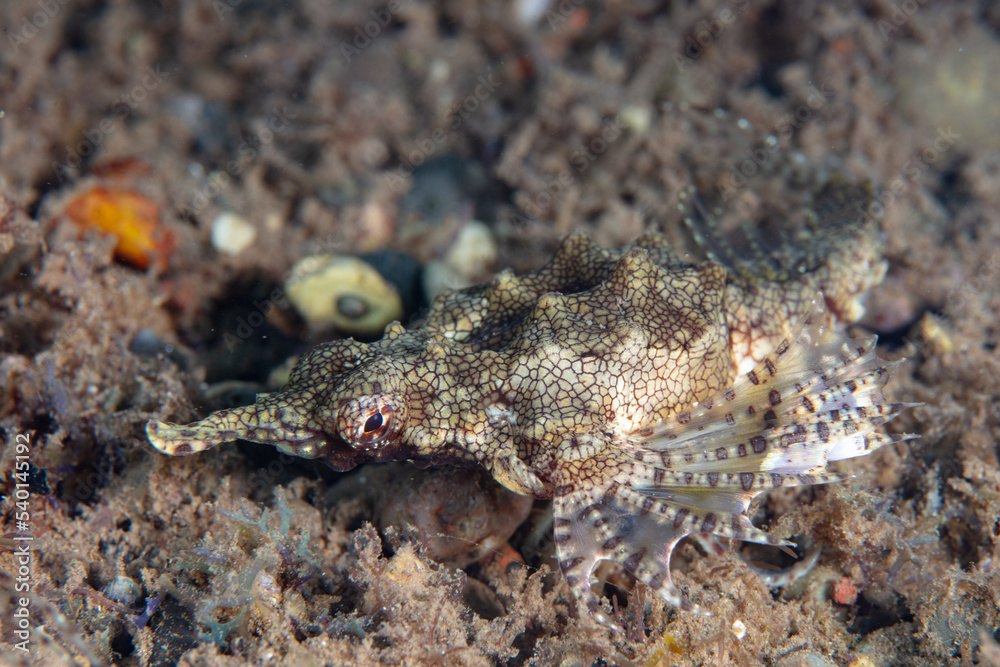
[[148, 182, 914, 627]]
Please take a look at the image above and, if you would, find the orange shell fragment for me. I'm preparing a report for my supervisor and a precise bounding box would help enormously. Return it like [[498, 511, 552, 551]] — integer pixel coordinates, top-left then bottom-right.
[[833, 577, 859, 605], [64, 187, 175, 270]]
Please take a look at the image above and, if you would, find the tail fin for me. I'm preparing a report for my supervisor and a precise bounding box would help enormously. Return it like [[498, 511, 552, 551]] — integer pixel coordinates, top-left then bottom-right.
[[552, 301, 917, 626]]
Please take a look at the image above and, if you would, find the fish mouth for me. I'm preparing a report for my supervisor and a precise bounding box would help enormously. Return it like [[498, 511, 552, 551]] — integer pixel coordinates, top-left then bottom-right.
[[318, 436, 417, 471], [308, 434, 404, 471]]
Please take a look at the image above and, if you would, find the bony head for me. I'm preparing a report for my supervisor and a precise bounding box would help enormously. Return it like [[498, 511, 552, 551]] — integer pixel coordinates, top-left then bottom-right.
[[147, 342, 415, 471]]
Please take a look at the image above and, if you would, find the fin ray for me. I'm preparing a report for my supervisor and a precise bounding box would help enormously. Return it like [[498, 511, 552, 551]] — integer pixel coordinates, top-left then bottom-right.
[[634, 301, 916, 476], [555, 301, 917, 626]]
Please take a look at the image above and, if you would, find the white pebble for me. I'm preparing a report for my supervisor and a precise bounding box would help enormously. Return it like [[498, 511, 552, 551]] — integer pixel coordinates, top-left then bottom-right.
[[211, 212, 257, 255], [514, 0, 552, 26], [423, 221, 498, 303], [445, 221, 497, 282], [285, 254, 403, 336], [619, 104, 652, 135]]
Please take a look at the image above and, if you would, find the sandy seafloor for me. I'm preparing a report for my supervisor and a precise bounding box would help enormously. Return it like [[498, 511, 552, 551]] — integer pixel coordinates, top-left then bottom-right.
[[1, 0, 1000, 665]]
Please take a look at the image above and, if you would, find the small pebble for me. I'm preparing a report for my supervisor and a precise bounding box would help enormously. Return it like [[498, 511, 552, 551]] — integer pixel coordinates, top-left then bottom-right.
[[446, 221, 497, 280], [285, 254, 403, 336], [514, 0, 551, 26], [102, 575, 141, 607], [915, 313, 954, 356], [129, 328, 171, 357], [619, 104, 651, 135], [129, 328, 188, 368], [424, 221, 498, 302], [379, 467, 532, 568], [211, 211, 257, 255]]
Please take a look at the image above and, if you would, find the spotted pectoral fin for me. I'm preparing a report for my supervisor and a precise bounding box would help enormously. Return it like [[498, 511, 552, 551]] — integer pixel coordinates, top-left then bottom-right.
[[552, 468, 840, 626], [636, 300, 919, 475], [556, 301, 919, 626], [553, 483, 701, 627]]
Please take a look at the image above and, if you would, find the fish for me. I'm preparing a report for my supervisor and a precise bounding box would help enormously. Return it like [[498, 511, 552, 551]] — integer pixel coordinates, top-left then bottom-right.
[[147, 181, 915, 626]]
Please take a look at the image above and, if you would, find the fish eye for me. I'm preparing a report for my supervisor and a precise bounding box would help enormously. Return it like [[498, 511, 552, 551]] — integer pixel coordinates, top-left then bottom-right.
[[338, 395, 405, 449], [363, 412, 383, 433]]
